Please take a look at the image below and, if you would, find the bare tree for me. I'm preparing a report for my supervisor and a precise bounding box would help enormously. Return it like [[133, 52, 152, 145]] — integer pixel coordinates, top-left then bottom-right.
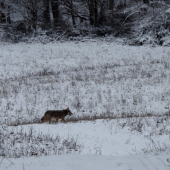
[[61, 0, 76, 26], [61, 0, 89, 26], [0, 0, 11, 24], [11, 0, 44, 30]]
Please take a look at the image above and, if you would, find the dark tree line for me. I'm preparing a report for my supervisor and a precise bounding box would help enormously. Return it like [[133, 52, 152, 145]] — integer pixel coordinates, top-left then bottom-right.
[[0, 0, 170, 41], [2, 0, 158, 28]]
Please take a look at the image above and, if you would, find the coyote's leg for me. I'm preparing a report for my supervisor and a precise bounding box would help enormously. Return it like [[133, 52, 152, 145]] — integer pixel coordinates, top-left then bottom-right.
[[56, 118, 58, 123], [42, 120, 46, 124], [62, 118, 66, 123], [49, 118, 52, 124]]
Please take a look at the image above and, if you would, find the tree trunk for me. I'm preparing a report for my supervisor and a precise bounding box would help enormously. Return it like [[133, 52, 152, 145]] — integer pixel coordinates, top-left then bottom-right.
[[51, 0, 59, 26], [72, 15, 76, 26], [7, 6, 11, 24], [70, 0, 76, 26], [0, 5, 2, 23], [109, 0, 114, 10], [43, 0, 50, 27], [94, 0, 97, 27], [89, 0, 94, 25]]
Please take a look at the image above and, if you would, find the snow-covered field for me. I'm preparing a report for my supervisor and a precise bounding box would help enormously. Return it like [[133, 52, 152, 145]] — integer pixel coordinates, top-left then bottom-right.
[[0, 39, 170, 169], [1, 119, 170, 169], [1, 40, 170, 124], [1, 154, 170, 170]]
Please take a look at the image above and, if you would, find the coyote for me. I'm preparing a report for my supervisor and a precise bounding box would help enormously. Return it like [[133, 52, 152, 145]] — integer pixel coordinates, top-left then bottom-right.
[[41, 108, 73, 124]]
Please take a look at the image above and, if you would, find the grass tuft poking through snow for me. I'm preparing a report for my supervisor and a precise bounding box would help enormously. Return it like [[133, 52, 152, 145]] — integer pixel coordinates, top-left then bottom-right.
[[0, 125, 82, 158]]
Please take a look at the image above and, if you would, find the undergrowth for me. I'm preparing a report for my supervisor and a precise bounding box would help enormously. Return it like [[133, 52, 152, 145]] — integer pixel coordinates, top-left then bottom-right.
[[0, 126, 82, 158]]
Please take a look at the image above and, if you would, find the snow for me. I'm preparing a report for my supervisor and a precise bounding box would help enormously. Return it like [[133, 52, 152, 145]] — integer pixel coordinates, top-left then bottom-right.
[[1, 39, 170, 169], [1, 154, 170, 170], [2, 118, 170, 169], [1, 41, 170, 126], [8, 120, 151, 156]]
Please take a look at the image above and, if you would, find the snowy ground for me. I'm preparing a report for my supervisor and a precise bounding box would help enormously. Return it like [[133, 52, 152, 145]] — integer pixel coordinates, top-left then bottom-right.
[[1, 119, 170, 170], [6, 119, 169, 156], [1, 39, 170, 169], [1, 154, 170, 170], [1, 118, 170, 169], [1, 40, 170, 126]]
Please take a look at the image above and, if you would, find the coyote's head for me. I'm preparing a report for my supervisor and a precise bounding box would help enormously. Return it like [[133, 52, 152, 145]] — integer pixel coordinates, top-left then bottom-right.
[[41, 116, 46, 123], [66, 108, 73, 116]]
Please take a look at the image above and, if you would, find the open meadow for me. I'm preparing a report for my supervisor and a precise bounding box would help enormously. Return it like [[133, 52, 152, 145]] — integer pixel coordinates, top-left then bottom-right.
[[1, 39, 170, 169]]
